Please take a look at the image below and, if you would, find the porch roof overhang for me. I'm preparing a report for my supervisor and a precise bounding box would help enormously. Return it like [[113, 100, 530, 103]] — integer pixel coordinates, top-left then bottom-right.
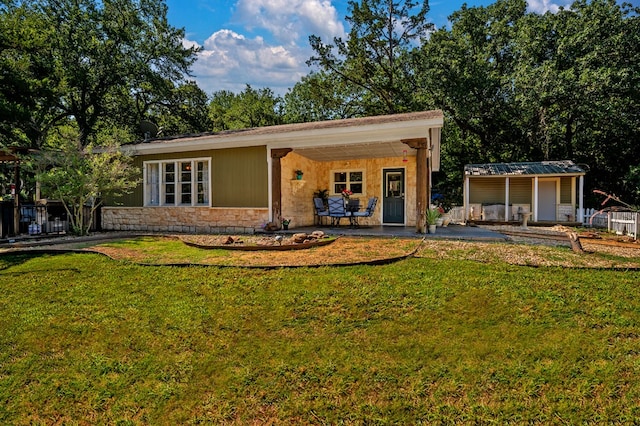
[[464, 160, 586, 178], [126, 111, 444, 160]]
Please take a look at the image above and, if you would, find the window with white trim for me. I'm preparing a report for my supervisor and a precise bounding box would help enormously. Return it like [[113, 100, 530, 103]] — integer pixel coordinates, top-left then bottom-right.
[[144, 158, 210, 206], [331, 170, 365, 195]]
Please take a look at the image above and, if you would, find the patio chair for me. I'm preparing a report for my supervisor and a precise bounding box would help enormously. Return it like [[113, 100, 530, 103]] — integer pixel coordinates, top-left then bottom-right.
[[328, 196, 350, 226], [313, 197, 329, 225], [352, 197, 378, 226]]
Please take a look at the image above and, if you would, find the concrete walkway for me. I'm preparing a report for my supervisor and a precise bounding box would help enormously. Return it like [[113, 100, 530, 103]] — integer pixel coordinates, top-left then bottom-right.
[[279, 224, 508, 241], [0, 224, 508, 253]]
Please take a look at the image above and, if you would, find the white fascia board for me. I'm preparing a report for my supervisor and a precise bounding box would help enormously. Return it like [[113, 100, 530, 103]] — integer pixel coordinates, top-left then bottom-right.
[[129, 117, 443, 156]]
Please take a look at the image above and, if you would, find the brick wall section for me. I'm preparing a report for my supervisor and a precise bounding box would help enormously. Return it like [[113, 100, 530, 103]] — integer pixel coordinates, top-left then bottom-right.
[[102, 207, 269, 234]]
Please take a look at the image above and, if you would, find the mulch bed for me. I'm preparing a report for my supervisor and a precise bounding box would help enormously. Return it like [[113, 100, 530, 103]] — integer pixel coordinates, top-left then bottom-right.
[[179, 234, 336, 251]]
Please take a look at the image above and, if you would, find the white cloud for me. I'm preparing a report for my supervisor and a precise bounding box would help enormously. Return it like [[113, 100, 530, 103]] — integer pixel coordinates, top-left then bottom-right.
[[232, 0, 346, 45], [527, 0, 572, 14], [187, 29, 309, 95], [184, 0, 346, 96]]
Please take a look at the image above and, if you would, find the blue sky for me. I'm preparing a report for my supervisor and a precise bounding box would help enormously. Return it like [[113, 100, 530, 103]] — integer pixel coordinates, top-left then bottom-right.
[[162, 0, 617, 95]]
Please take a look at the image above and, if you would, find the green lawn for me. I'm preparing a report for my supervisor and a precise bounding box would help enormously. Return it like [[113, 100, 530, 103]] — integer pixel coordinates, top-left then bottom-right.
[[1, 251, 639, 424]]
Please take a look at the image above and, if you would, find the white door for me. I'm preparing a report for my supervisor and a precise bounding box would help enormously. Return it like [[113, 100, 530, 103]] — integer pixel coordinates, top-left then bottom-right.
[[538, 180, 557, 221]]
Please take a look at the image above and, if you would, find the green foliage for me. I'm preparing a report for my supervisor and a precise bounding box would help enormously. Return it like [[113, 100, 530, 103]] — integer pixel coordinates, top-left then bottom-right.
[[134, 81, 212, 138], [313, 188, 330, 203], [0, 2, 60, 149], [425, 207, 441, 225], [308, 0, 433, 115], [208, 85, 283, 131], [419, 0, 640, 206], [283, 71, 366, 122], [1, 0, 199, 150], [37, 127, 140, 235], [1, 252, 640, 423]]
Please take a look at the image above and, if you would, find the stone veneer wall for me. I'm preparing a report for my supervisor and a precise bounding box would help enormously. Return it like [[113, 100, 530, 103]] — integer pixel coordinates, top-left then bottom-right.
[[102, 207, 269, 234], [282, 153, 417, 227]]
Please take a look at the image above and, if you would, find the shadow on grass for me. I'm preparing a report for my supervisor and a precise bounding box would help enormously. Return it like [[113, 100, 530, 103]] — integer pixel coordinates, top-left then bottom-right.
[[0, 249, 109, 274]]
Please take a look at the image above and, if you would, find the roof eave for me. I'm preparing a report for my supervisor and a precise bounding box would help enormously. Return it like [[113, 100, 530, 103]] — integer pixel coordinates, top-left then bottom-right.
[[127, 114, 444, 156]]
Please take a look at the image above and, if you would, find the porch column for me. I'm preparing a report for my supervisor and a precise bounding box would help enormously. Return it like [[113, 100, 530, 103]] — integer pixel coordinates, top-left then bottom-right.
[[578, 175, 584, 223], [402, 137, 429, 234], [270, 148, 292, 229], [505, 177, 510, 221], [13, 159, 20, 236], [464, 176, 470, 223], [533, 176, 539, 222]]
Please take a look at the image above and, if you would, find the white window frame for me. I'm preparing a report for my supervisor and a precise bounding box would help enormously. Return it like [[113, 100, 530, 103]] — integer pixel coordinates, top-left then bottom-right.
[[143, 158, 211, 207], [330, 169, 366, 196]]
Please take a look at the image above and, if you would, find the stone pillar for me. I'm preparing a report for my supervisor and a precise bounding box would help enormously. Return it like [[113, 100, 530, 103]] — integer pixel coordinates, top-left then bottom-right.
[[402, 137, 429, 234], [270, 148, 292, 229]]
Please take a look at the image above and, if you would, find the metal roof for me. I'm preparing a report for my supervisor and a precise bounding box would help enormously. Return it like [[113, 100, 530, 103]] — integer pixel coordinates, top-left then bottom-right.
[[464, 160, 586, 177]]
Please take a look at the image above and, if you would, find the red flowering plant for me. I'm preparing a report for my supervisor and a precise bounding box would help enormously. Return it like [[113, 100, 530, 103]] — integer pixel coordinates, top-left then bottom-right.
[[341, 189, 353, 199]]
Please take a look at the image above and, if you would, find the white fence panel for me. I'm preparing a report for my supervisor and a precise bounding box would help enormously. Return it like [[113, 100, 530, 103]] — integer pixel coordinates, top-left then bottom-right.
[[609, 211, 639, 239], [579, 208, 608, 228], [577, 208, 639, 239], [449, 206, 466, 224]]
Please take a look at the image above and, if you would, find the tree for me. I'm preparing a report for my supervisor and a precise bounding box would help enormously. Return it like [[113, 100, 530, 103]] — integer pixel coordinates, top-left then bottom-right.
[[417, 0, 529, 164], [208, 85, 283, 131], [37, 126, 139, 235], [308, 0, 432, 115], [418, 0, 640, 205], [4, 0, 198, 149], [0, 2, 61, 150], [283, 71, 366, 123], [142, 81, 212, 137], [512, 0, 640, 204]]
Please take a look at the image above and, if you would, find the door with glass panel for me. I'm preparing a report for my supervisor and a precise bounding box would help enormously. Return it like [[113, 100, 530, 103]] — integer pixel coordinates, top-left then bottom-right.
[[382, 168, 405, 224]]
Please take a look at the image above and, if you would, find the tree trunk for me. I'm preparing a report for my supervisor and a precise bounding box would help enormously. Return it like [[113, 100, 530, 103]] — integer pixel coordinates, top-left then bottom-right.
[[567, 232, 585, 254]]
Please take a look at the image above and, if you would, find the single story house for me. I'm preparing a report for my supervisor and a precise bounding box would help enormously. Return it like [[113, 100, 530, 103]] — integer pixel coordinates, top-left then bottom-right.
[[103, 111, 444, 233], [463, 161, 586, 223]]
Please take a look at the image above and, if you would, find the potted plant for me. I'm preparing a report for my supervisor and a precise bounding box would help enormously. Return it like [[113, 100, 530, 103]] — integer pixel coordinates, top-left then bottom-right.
[[314, 188, 329, 206], [441, 208, 452, 227], [282, 218, 291, 230], [435, 205, 445, 227], [425, 208, 441, 234], [294, 169, 304, 180], [341, 188, 353, 200]]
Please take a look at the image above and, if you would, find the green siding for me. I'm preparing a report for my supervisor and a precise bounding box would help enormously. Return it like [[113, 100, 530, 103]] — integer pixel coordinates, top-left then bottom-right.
[[116, 156, 144, 206], [560, 177, 573, 204], [112, 146, 268, 208], [469, 178, 505, 204], [509, 178, 532, 204], [211, 146, 268, 207]]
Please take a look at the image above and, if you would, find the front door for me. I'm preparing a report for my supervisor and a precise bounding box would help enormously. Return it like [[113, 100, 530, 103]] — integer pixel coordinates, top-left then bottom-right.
[[538, 180, 557, 221], [383, 168, 405, 224]]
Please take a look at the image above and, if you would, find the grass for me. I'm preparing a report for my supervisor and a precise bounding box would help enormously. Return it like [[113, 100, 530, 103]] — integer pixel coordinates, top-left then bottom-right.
[[1, 249, 640, 424]]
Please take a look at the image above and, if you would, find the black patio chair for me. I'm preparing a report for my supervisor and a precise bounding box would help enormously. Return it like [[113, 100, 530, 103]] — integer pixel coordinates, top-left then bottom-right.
[[313, 197, 329, 225]]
